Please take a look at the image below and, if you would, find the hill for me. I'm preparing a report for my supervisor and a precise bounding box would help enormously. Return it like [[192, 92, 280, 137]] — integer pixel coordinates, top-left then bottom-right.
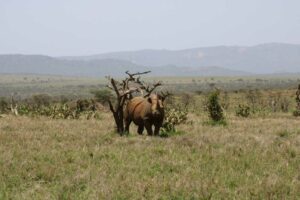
[[0, 55, 143, 77], [63, 43, 300, 74], [1, 43, 300, 77], [0, 55, 248, 77]]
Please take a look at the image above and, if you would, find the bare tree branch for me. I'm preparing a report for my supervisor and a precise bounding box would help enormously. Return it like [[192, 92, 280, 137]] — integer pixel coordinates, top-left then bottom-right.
[[143, 82, 162, 97], [125, 71, 151, 79], [120, 87, 139, 97], [160, 91, 172, 100]]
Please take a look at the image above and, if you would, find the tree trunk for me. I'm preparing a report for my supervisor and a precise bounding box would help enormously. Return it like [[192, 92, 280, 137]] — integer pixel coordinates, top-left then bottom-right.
[[110, 103, 125, 135]]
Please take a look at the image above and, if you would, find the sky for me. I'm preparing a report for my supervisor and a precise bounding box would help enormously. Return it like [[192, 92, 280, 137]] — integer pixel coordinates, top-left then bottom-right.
[[0, 0, 299, 56]]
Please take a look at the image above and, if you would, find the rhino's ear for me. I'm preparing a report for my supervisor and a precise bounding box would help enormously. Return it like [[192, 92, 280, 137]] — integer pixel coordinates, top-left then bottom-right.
[[147, 97, 152, 103]]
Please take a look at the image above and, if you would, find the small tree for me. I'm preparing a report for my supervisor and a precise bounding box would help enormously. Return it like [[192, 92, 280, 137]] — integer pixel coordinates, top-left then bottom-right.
[[91, 89, 115, 105], [207, 90, 224, 122]]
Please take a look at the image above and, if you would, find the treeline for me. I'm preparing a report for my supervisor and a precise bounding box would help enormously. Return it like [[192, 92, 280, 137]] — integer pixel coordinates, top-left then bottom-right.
[[0, 94, 105, 119]]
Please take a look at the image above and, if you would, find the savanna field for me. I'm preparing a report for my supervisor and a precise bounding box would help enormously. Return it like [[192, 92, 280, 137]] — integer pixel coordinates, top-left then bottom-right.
[[0, 75, 300, 199]]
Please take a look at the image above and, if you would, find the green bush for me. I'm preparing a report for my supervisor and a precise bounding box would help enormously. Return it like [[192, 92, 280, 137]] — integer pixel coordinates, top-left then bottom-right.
[[207, 90, 224, 122], [236, 104, 250, 118], [293, 110, 300, 117], [90, 89, 115, 105], [18, 105, 31, 116]]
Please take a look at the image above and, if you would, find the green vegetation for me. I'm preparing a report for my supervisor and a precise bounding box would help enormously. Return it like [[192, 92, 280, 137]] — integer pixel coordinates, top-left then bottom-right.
[[90, 89, 115, 105], [207, 90, 225, 123], [236, 104, 251, 118]]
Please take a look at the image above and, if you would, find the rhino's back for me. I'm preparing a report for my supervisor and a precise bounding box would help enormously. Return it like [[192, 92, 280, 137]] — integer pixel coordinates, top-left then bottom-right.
[[126, 97, 150, 122]]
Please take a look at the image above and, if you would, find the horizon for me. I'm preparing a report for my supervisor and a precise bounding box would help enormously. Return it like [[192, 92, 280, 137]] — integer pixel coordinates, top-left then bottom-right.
[[1, 0, 299, 56], [1, 42, 299, 57]]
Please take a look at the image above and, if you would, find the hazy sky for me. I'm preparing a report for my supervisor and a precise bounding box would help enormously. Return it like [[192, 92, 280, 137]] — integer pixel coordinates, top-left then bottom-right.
[[0, 0, 299, 56]]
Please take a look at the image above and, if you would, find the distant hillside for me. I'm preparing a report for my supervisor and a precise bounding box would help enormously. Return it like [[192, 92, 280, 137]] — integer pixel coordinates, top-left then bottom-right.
[[0, 55, 249, 77], [149, 66, 249, 77], [0, 55, 144, 77], [63, 43, 300, 74], [1, 43, 299, 77]]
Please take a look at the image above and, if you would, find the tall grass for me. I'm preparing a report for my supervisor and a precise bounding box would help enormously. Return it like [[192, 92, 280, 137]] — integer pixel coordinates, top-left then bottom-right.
[[0, 112, 299, 199]]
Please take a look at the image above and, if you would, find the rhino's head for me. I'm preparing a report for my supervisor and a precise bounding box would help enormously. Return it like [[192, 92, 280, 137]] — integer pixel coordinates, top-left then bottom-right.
[[147, 94, 165, 117]]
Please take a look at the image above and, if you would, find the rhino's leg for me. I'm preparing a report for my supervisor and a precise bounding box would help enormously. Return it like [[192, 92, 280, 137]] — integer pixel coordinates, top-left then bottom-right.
[[154, 124, 161, 136], [125, 118, 132, 133], [144, 120, 153, 136], [137, 125, 144, 135]]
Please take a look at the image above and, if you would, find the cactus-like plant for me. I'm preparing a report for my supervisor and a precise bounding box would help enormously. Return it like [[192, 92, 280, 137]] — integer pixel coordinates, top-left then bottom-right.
[[161, 107, 187, 133], [236, 104, 250, 118]]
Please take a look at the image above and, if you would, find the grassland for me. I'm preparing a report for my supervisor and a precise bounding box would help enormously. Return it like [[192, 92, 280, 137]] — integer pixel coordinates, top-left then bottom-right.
[[0, 111, 299, 199], [0, 74, 300, 199], [1, 74, 299, 98]]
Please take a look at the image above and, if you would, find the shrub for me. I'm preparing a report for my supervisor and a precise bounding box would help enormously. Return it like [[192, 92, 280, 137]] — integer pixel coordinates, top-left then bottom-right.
[[293, 110, 300, 117], [268, 92, 290, 113], [90, 89, 115, 105], [236, 104, 250, 118], [246, 89, 262, 112], [31, 94, 52, 108], [161, 107, 188, 134], [207, 90, 224, 122], [18, 105, 31, 116], [15, 101, 102, 120], [0, 98, 8, 113]]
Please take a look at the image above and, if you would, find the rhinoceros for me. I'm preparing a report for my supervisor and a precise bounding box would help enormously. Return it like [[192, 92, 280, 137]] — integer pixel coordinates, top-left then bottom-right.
[[124, 94, 165, 136]]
